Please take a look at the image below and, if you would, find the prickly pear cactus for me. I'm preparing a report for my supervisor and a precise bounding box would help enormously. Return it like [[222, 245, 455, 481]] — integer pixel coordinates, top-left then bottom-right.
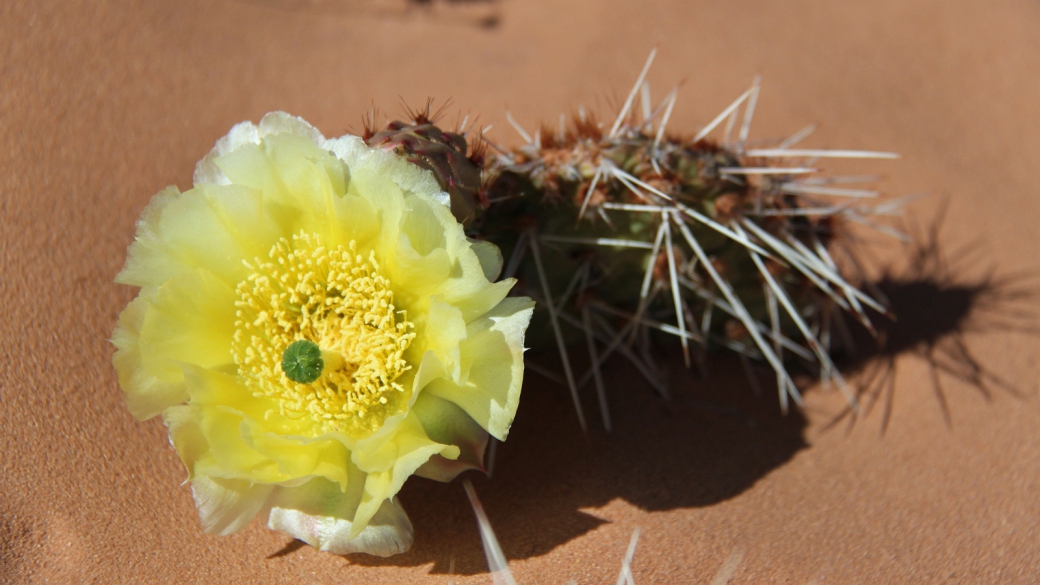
[[365, 53, 899, 431]]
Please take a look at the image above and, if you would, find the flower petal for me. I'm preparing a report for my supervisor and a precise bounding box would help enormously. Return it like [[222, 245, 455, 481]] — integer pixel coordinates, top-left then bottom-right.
[[163, 404, 209, 474], [350, 412, 459, 475], [114, 268, 238, 420], [179, 365, 292, 484], [193, 120, 260, 186], [468, 238, 504, 282], [390, 231, 453, 302], [412, 392, 488, 482], [324, 134, 446, 210], [419, 298, 468, 382], [116, 184, 285, 291], [258, 112, 326, 145], [426, 297, 534, 440], [137, 267, 237, 378], [193, 112, 326, 187], [214, 134, 350, 239], [349, 412, 459, 535], [112, 292, 188, 420], [190, 475, 275, 536], [399, 192, 449, 256], [266, 477, 413, 557], [241, 425, 352, 490], [396, 189, 515, 323]]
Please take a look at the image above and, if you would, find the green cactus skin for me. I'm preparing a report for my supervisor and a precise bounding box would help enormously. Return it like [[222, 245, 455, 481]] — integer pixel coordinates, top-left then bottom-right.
[[364, 89, 893, 419], [476, 128, 816, 349]]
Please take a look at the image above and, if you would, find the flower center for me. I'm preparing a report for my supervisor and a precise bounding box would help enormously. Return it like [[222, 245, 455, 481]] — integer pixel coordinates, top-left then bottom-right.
[[231, 232, 415, 437]]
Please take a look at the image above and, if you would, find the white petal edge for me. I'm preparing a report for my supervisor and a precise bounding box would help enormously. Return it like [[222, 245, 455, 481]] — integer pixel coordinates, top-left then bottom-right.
[[324, 134, 450, 209], [193, 113, 451, 212], [268, 495, 413, 557], [190, 476, 275, 536], [192, 112, 326, 187]]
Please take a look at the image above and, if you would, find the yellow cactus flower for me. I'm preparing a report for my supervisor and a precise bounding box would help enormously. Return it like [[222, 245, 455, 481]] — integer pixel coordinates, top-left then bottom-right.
[[112, 112, 533, 557]]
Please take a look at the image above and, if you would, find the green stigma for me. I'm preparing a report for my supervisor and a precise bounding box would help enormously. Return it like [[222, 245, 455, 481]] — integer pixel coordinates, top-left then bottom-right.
[[281, 339, 324, 384]]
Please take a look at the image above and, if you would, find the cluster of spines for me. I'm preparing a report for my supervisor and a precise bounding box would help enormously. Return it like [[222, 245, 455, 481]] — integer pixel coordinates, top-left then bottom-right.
[[364, 50, 906, 432]]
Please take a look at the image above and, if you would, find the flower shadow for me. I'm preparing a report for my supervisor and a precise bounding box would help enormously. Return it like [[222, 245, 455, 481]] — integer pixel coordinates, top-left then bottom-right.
[[335, 348, 807, 574], [259, 208, 1037, 574], [335, 209, 1038, 574], [826, 203, 1040, 433], [266, 539, 308, 559]]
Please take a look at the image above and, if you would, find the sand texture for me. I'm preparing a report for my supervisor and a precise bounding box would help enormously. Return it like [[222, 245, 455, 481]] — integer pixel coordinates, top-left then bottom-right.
[[3, 1, 1040, 583]]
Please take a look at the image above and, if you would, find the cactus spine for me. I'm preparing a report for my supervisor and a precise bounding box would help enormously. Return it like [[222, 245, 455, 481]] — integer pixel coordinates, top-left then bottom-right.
[[366, 54, 900, 430]]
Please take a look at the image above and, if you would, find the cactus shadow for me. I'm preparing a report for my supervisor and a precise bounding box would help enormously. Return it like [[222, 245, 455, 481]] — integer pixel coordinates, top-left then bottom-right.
[[264, 205, 1040, 575], [827, 203, 1040, 433], [334, 347, 806, 574], [263, 212, 1040, 576], [336, 207, 1038, 574]]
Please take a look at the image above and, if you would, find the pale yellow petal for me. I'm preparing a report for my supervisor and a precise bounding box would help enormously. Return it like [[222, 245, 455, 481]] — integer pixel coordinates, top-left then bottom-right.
[[116, 184, 285, 290], [399, 192, 449, 256], [415, 298, 467, 382], [215, 136, 334, 235], [180, 366, 290, 484], [258, 112, 326, 145], [240, 425, 352, 490], [193, 120, 261, 186], [349, 413, 458, 536], [114, 185, 180, 289], [468, 237, 504, 282], [112, 292, 188, 420], [163, 405, 209, 475], [114, 267, 238, 422], [326, 189, 381, 250], [442, 278, 516, 326], [196, 408, 284, 482], [323, 134, 446, 210], [350, 411, 456, 475], [182, 363, 278, 425], [393, 190, 512, 323], [182, 365, 353, 487], [137, 268, 237, 383], [426, 297, 534, 440], [190, 475, 274, 536], [413, 392, 488, 481], [389, 233, 452, 304], [405, 349, 448, 406], [194, 113, 326, 187]]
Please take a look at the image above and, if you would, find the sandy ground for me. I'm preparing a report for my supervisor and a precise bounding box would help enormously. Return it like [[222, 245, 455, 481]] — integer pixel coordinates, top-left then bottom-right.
[[3, 0, 1040, 583]]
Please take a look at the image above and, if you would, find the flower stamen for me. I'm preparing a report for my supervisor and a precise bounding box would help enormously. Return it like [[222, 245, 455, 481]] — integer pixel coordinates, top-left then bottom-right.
[[232, 232, 416, 437]]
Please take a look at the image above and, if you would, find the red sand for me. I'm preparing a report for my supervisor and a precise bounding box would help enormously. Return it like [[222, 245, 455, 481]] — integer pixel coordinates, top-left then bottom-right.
[[3, 1, 1040, 582]]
